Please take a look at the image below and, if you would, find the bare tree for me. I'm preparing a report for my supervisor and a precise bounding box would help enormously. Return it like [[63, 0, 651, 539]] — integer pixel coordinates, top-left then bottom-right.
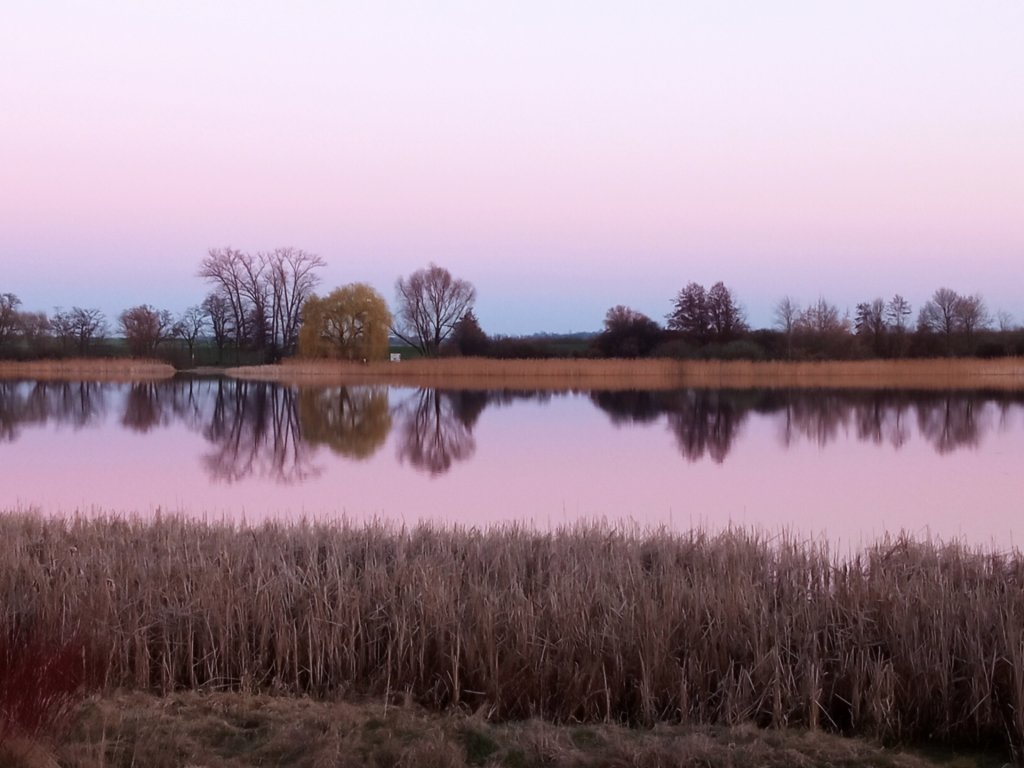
[[917, 288, 961, 338], [393, 264, 476, 356], [175, 305, 208, 366], [794, 297, 851, 359], [798, 297, 845, 334], [17, 311, 50, 352], [667, 282, 709, 342], [237, 252, 270, 350], [954, 293, 990, 339], [774, 296, 800, 359], [264, 247, 325, 354], [50, 309, 76, 354], [996, 310, 1016, 332], [201, 293, 233, 364], [120, 305, 175, 357], [0, 294, 22, 353], [854, 298, 887, 354], [199, 248, 251, 351], [706, 282, 746, 342], [200, 246, 325, 357], [885, 294, 913, 358], [886, 294, 912, 332], [67, 308, 106, 354]]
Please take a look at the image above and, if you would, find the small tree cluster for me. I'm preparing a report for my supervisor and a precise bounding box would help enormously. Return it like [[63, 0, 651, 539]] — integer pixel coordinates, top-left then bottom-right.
[[50, 307, 107, 355], [667, 282, 745, 343], [851, 295, 913, 356], [596, 305, 662, 358], [917, 288, 990, 339], [119, 305, 175, 357], [199, 247, 325, 357]]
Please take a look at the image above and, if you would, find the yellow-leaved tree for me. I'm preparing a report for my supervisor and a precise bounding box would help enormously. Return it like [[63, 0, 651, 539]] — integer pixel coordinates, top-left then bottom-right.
[[298, 284, 392, 360]]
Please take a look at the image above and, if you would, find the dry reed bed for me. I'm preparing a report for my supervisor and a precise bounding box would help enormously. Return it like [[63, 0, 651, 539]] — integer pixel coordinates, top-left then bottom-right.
[[226, 357, 1024, 391], [3, 515, 1023, 752], [0, 359, 175, 382]]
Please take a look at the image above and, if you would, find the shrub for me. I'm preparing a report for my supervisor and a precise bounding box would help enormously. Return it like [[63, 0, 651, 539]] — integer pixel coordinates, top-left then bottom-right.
[[0, 626, 95, 746]]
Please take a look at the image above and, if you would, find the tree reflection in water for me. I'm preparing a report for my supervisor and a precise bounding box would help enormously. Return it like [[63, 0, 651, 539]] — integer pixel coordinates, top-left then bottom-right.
[[121, 382, 171, 433], [120, 379, 217, 434], [2, 379, 1022, 476], [775, 390, 853, 449], [590, 390, 663, 427], [202, 379, 319, 484], [297, 386, 391, 459], [916, 395, 985, 455], [776, 391, 996, 456], [0, 380, 107, 441], [666, 390, 749, 464], [591, 389, 750, 463], [394, 389, 477, 476], [850, 392, 913, 449], [392, 389, 560, 476], [592, 388, 1024, 463]]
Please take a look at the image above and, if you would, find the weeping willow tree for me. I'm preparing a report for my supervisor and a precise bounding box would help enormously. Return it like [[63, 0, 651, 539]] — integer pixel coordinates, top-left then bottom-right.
[[298, 284, 392, 360]]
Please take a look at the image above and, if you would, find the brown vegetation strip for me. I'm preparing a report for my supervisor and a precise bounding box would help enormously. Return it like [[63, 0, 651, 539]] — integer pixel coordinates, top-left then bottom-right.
[[226, 356, 1024, 391], [2, 514, 1022, 754], [0, 358, 176, 382]]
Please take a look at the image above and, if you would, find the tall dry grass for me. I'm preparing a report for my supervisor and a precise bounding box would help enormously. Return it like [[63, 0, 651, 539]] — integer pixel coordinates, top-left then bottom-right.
[[2, 514, 1022, 752], [0, 359, 175, 382], [226, 356, 1024, 391]]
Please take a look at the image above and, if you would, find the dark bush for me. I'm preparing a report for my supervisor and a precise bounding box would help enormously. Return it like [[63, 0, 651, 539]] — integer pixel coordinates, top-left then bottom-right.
[[0, 626, 98, 744]]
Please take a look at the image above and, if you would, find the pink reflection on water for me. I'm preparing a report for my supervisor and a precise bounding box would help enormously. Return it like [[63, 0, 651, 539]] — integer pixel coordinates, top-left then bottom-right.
[[0, 383, 1021, 549]]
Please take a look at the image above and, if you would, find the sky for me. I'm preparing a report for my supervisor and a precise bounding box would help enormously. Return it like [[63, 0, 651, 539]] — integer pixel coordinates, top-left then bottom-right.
[[2, 1, 1022, 335]]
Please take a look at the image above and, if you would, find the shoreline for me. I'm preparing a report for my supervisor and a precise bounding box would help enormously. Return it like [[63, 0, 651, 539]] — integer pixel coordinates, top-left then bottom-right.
[[3, 356, 1023, 390], [0, 358, 176, 382], [225, 356, 1024, 391]]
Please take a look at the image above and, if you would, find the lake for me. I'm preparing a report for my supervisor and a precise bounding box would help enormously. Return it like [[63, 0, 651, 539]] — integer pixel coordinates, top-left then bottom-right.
[[1, 376, 1021, 547]]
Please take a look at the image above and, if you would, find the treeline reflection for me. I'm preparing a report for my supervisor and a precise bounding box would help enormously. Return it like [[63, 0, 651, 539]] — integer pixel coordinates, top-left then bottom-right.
[[591, 389, 1022, 461], [0, 380, 109, 440], [2, 381, 1022, 479]]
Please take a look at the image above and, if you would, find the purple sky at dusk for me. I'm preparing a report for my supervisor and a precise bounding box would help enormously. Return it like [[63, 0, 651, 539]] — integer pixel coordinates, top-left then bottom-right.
[[2, 1, 1022, 334]]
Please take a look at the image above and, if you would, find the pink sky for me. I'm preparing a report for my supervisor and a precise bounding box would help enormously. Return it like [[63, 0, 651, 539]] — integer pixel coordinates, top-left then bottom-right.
[[1, 1, 1022, 333]]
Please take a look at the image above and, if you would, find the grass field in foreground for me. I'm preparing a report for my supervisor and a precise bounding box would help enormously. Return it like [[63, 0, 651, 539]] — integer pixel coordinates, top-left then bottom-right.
[[2, 691, 1006, 768], [1, 514, 1021, 759], [226, 356, 1024, 391]]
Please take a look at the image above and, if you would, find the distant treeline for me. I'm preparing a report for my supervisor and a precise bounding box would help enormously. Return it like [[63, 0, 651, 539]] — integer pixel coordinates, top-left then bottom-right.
[[582, 285, 1023, 362], [2, 252, 1022, 365]]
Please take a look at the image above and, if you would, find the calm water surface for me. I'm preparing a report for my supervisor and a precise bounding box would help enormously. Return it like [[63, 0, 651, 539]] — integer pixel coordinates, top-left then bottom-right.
[[1, 377, 1021, 546]]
